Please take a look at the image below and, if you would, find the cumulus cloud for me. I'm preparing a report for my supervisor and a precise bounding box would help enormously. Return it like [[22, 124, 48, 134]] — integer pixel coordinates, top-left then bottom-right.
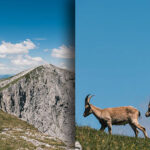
[[0, 64, 11, 74], [0, 39, 50, 75], [0, 39, 36, 54], [11, 55, 46, 67], [0, 63, 23, 75], [59, 63, 68, 70], [0, 40, 75, 74], [51, 45, 75, 59], [56, 61, 74, 72], [0, 54, 47, 75]]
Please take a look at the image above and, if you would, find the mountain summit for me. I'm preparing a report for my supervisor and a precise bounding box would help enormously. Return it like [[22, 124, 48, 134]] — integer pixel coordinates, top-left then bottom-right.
[[0, 64, 75, 146]]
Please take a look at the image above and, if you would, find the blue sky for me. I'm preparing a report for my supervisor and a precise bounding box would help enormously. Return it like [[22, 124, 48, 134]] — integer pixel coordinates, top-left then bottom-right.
[[0, 0, 74, 74], [76, 0, 150, 137]]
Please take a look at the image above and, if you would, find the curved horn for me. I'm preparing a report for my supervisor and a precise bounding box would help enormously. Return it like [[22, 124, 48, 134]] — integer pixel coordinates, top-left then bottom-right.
[[88, 95, 95, 103], [85, 94, 90, 106], [85, 94, 95, 106]]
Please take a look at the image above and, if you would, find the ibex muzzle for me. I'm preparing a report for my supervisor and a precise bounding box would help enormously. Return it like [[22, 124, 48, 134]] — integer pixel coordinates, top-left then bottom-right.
[[145, 102, 150, 117]]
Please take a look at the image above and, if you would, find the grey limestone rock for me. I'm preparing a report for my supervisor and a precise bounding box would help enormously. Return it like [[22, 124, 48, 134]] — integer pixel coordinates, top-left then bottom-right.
[[0, 64, 75, 146]]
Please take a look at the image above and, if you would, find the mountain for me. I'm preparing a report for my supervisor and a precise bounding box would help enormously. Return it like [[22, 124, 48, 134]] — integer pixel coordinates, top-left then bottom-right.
[[0, 64, 75, 147]]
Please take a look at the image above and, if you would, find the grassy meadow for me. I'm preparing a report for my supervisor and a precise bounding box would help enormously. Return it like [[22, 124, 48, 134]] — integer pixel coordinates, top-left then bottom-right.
[[0, 110, 66, 150], [76, 126, 150, 150]]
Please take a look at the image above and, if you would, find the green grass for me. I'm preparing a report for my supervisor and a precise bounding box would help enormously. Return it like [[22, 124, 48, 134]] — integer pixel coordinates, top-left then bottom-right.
[[0, 110, 37, 132], [0, 110, 66, 150], [76, 126, 150, 150], [0, 134, 36, 150], [0, 110, 37, 150]]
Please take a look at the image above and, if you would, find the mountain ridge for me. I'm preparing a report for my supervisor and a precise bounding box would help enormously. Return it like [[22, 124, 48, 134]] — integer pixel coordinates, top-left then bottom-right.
[[0, 64, 75, 146]]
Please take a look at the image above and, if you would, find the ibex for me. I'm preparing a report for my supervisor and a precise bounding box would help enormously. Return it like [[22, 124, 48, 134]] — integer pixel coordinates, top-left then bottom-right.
[[83, 94, 148, 138], [145, 102, 150, 117]]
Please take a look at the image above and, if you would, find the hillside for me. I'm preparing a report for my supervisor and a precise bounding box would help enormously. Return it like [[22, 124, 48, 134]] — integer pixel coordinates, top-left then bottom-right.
[[76, 126, 150, 150], [0, 110, 66, 150], [0, 64, 75, 146]]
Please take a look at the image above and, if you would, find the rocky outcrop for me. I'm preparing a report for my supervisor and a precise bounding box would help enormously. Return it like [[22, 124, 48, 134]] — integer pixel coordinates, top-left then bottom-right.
[[75, 141, 82, 150], [0, 64, 75, 146]]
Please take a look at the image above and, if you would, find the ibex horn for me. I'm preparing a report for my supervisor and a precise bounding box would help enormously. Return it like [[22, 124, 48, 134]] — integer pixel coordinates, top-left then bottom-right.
[[85, 94, 95, 106]]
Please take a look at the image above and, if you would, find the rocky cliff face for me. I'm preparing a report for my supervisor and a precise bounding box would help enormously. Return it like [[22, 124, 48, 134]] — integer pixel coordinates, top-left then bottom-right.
[[0, 64, 75, 146]]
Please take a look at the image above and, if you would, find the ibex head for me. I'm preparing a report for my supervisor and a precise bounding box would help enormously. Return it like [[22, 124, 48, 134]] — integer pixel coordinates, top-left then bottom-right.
[[83, 94, 95, 117], [145, 102, 150, 117]]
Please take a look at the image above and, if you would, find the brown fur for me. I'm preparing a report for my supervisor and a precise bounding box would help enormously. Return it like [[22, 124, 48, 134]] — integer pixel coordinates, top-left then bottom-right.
[[83, 95, 148, 138]]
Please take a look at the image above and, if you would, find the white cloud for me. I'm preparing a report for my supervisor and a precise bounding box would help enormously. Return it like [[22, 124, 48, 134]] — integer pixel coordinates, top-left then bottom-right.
[[0, 56, 47, 74], [53, 61, 74, 72], [0, 40, 75, 74], [0, 39, 36, 54], [0, 54, 6, 58], [0, 39, 49, 75], [11, 55, 46, 67], [59, 63, 68, 70], [0, 64, 15, 75], [0, 64, 18, 75], [51, 45, 75, 59]]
